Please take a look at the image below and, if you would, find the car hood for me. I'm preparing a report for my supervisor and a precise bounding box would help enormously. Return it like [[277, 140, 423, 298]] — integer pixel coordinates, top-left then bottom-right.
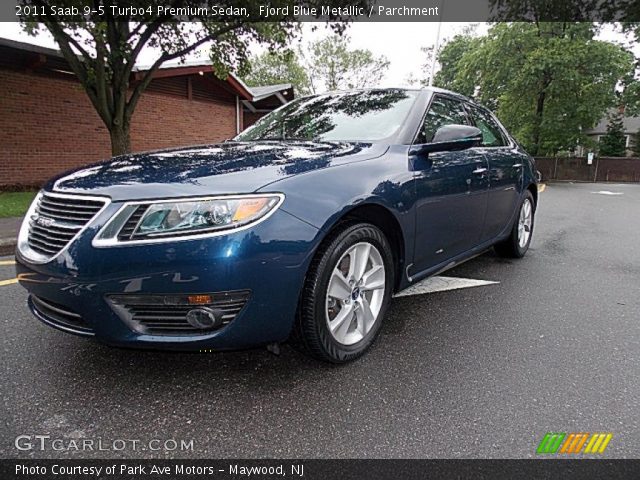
[[48, 141, 388, 201]]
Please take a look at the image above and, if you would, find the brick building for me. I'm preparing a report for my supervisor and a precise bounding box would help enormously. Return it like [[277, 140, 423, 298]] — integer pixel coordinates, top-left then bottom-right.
[[0, 38, 293, 188]]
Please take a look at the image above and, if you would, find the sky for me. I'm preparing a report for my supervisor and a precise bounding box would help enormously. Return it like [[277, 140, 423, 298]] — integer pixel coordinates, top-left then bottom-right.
[[1, 22, 637, 89], [292, 22, 486, 86]]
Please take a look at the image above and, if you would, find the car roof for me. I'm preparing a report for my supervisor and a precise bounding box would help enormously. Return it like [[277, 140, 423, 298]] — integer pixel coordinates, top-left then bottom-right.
[[297, 86, 475, 105], [425, 86, 475, 103]]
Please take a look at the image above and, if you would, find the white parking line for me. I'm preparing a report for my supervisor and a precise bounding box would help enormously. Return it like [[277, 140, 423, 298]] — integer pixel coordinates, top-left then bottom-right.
[[395, 276, 499, 298], [592, 191, 624, 196]]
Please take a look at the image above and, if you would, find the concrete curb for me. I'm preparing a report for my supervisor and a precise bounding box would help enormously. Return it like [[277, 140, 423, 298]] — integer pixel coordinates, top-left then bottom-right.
[[0, 238, 16, 257], [0, 217, 22, 257]]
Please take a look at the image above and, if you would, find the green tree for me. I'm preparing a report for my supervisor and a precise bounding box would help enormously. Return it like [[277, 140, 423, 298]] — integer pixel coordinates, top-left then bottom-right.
[[631, 130, 640, 157], [19, 0, 366, 156], [437, 23, 634, 155], [598, 113, 627, 157], [428, 24, 481, 92], [619, 23, 640, 117], [303, 34, 390, 93], [432, 34, 481, 94], [244, 50, 311, 96]]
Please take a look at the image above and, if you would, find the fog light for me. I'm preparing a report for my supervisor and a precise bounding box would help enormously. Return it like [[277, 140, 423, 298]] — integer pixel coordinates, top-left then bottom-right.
[[186, 307, 222, 330]]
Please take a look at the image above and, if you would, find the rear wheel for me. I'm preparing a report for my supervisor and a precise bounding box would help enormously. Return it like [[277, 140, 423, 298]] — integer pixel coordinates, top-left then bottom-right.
[[292, 223, 394, 363], [495, 190, 535, 258]]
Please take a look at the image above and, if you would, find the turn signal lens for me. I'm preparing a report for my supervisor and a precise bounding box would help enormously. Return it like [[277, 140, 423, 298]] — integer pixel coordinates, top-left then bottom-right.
[[232, 198, 270, 222], [188, 294, 212, 305]]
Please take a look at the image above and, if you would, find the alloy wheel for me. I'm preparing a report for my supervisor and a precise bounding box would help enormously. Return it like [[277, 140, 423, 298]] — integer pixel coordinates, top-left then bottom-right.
[[518, 198, 533, 248], [325, 242, 386, 345]]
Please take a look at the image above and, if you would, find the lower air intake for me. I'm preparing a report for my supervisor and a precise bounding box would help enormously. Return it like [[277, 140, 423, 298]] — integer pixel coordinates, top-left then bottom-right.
[[107, 290, 250, 335], [30, 295, 94, 335]]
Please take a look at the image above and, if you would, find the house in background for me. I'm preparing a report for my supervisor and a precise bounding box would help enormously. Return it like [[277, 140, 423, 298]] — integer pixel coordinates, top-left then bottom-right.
[[577, 109, 640, 157], [0, 38, 293, 188]]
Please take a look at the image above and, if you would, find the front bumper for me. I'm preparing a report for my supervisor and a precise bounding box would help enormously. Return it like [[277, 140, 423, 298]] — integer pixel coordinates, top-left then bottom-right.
[[16, 208, 319, 350]]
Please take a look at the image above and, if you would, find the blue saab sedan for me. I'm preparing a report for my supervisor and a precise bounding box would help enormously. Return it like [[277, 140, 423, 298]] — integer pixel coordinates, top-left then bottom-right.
[[16, 88, 537, 363]]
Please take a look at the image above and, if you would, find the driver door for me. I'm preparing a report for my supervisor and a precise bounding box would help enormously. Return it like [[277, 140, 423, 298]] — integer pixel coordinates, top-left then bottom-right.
[[411, 95, 489, 274]]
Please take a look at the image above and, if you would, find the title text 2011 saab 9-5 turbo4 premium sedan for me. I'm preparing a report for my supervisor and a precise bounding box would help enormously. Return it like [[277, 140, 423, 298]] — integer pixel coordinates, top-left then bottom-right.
[[16, 87, 538, 363]]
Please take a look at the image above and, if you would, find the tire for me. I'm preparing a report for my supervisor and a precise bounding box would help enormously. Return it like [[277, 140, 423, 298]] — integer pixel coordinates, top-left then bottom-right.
[[495, 190, 535, 258], [292, 222, 394, 363]]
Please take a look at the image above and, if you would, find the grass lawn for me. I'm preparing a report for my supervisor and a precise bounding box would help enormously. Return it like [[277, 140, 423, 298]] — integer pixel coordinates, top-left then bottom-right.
[[0, 191, 37, 218]]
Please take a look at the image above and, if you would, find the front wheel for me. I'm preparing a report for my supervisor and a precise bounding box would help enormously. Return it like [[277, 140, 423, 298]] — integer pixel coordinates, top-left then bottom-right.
[[495, 190, 535, 258], [292, 223, 394, 363]]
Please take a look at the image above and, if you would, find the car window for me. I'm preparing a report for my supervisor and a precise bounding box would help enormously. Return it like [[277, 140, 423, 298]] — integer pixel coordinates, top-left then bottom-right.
[[415, 95, 470, 144], [467, 105, 508, 147]]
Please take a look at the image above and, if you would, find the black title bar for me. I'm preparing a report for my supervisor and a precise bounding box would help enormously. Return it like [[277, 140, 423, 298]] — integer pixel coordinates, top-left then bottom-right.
[[2, 459, 640, 480], [5, 0, 640, 23]]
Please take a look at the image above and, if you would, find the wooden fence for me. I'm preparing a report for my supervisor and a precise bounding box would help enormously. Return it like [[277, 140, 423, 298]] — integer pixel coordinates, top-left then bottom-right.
[[535, 157, 640, 182]]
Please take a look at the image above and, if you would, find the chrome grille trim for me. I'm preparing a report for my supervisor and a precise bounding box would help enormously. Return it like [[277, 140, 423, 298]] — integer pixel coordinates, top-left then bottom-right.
[[17, 191, 110, 264]]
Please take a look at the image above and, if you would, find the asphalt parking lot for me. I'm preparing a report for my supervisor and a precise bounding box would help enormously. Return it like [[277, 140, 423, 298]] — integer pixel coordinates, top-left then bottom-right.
[[1, 182, 639, 459]]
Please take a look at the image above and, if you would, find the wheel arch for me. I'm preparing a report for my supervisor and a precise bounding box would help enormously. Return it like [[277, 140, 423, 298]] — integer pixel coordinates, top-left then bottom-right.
[[527, 182, 538, 209], [315, 203, 407, 293]]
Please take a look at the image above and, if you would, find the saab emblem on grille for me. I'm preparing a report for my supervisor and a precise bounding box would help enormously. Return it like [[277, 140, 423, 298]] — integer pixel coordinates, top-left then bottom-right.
[[32, 215, 55, 227]]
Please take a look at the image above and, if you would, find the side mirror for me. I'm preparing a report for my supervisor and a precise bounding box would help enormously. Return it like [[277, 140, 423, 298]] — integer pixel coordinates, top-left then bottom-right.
[[410, 125, 483, 155]]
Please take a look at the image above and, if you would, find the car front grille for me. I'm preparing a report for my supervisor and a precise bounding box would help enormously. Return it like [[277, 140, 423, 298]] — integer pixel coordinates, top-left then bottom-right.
[[30, 295, 94, 335], [27, 193, 107, 259], [107, 290, 250, 335]]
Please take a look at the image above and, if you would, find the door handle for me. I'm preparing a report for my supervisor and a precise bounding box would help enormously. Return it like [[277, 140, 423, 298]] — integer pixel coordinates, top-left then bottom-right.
[[512, 163, 523, 168], [472, 167, 488, 174]]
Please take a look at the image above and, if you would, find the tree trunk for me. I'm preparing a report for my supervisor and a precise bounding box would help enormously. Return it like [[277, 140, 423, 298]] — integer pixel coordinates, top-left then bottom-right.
[[109, 125, 131, 157], [532, 89, 546, 156], [532, 72, 553, 156]]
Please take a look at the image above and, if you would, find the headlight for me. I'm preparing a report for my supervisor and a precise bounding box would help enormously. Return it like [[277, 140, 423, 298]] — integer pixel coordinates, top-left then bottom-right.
[[132, 196, 280, 238], [93, 194, 284, 246]]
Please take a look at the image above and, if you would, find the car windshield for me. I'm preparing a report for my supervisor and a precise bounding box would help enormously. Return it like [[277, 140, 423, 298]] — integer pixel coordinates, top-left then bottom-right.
[[235, 89, 419, 143]]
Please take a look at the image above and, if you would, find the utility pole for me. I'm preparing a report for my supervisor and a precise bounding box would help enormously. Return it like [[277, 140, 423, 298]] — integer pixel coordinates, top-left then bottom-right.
[[428, 1, 444, 86]]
